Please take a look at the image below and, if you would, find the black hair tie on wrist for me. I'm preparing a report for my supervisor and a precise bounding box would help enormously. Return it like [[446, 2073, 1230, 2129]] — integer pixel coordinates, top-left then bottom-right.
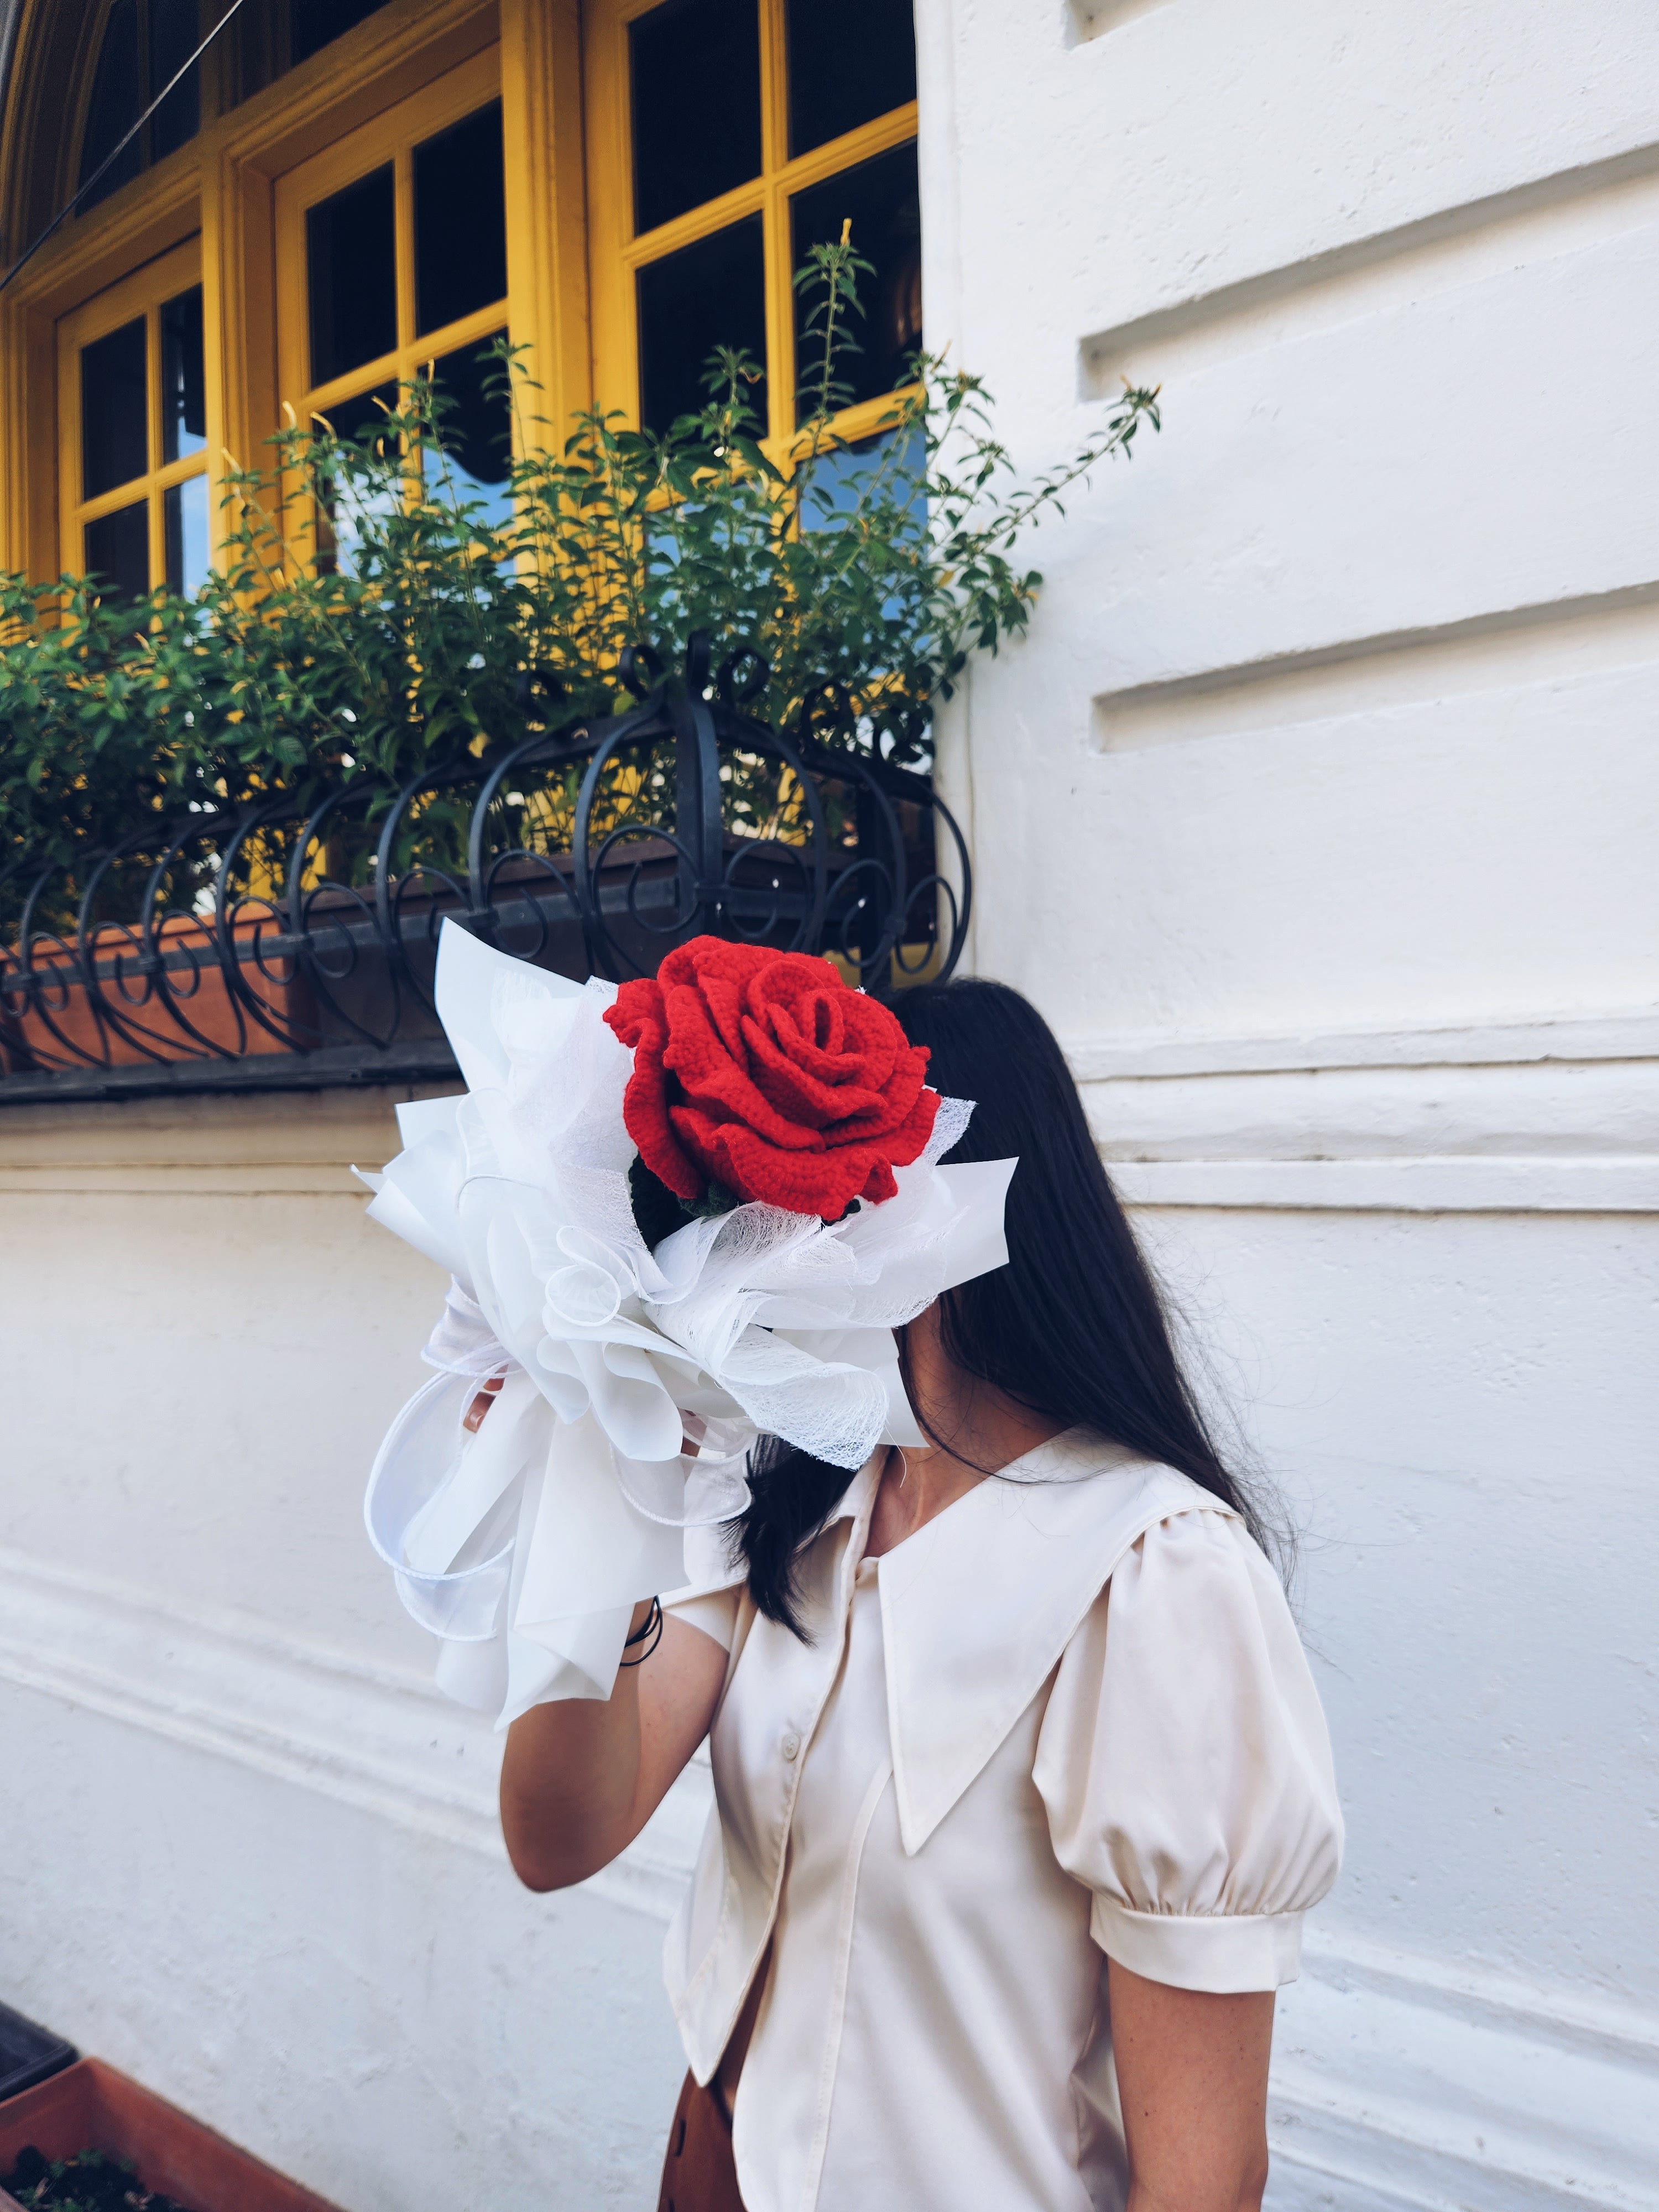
[[619, 1595, 663, 1666]]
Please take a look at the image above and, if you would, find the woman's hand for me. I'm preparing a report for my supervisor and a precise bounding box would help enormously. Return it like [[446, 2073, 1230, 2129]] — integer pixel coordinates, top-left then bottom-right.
[[462, 1375, 503, 1432], [1110, 1959, 1274, 2212]]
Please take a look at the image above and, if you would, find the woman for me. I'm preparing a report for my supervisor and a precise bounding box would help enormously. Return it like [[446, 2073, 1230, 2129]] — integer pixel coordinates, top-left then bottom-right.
[[494, 977, 1343, 2212]]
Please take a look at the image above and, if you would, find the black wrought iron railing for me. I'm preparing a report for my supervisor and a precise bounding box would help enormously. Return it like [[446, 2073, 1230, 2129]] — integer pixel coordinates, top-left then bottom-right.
[[0, 638, 969, 1102]]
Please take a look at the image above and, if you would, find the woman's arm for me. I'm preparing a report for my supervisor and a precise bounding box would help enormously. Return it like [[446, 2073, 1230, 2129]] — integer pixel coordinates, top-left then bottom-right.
[[472, 1379, 728, 1890], [1109, 1959, 1275, 2212], [499, 1606, 728, 1891]]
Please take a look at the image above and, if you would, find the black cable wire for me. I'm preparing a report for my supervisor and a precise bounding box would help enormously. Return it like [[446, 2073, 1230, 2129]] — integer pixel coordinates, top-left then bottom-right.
[[0, 0, 253, 300]]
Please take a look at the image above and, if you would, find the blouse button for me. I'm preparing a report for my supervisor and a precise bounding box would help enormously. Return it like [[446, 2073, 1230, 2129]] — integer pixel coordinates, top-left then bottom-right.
[[781, 1731, 801, 1763]]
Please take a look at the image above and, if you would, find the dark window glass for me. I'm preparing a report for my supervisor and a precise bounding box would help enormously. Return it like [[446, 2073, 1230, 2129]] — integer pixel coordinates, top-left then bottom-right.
[[81, 318, 149, 500], [427, 339, 513, 528], [77, 0, 200, 210], [77, 0, 143, 210], [291, 0, 390, 66], [787, 0, 915, 158], [164, 474, 210, 594], [637, 216, 766, 434], [311, 383, 397, 446], [791, 142, 920, 423], [630, 0, 761, 236], [85, 499, 150, 602], [160, 286, 206, 463], [414, 103, 508, 337], [307, 165, 397, 388], [148, 0, 202, 163]]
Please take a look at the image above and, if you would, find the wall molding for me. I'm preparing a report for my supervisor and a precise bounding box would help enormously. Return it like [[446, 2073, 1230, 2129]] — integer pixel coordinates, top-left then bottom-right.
[[1270, 1932, 1659, 2211], [0, 1545, 706, 1925], [1068, 1019, 1659, 1213], [1089, 582, 1659, 755], [1, 1546, 1654, 2210], [1079, 137, 1659, 383], [1109, 1155, 1659, 1214], [1066, 1008, 1659, 1081]]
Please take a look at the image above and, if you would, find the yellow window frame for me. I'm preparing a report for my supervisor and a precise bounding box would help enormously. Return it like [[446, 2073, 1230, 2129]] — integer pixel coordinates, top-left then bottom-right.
[[1, 0, 583, 586], [55, 233, 211, 591], [583, 0, 920, 456], [273, 44, 508, 442]]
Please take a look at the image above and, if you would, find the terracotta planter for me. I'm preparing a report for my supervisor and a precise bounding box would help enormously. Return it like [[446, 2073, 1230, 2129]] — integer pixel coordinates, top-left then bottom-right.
[[0, 2005, 73, 2107], [0, 2059, 342, 2212], [0, 919, 309, 1077]]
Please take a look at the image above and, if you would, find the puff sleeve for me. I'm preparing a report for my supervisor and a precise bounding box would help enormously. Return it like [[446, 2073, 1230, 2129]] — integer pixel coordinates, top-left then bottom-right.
[[1034, 1506, 1343, 1994]]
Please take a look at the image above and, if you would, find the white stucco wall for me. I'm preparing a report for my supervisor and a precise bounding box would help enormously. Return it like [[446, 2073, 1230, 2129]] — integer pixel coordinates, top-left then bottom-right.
[[3, 6, 1657, 2209], [918, 1, 1659, 2205], [0, 1091, 700, 2208]]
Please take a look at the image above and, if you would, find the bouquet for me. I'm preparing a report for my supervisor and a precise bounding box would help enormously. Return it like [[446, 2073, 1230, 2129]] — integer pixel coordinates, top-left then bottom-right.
[[360, 923, 1014, 1726]]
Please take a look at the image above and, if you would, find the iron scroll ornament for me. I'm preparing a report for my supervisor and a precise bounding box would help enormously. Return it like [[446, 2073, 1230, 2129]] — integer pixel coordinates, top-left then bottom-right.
[[0, 636, 971, 1097]]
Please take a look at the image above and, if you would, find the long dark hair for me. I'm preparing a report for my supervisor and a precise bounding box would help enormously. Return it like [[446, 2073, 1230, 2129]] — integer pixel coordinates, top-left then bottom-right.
[[729, 975, 1275, 1634]]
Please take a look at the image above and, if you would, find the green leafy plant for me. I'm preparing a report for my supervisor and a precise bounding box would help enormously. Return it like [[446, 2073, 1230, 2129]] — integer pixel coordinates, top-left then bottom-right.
[[0, 237, 1159, 928]]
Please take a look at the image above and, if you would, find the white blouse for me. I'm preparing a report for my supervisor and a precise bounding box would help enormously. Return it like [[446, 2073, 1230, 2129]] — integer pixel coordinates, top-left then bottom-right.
[[662, 1431, 1343, 2212]]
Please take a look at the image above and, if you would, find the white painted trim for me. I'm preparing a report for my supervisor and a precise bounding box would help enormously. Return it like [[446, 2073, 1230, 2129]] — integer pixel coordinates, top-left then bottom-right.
[[1108, 1155, 1659, 1213], [1066, 1010, 1659, 1081], [1079, 137, 1659, 381], [2, 1547, 1655, 2210], [1269, 1931, 1659, 2212], [0, 1545, 706, 1924]]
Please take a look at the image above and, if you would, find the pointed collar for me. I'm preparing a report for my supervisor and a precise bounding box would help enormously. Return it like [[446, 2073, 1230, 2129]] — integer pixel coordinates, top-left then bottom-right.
[[871, 1431, 1228, 1854]]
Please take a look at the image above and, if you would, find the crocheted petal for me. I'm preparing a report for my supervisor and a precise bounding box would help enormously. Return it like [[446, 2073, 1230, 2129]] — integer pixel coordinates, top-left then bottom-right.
[[698, 1119, 874, 1219], [740, 1013, 886, 1128], [658, 935, 769, 994], [666, 996, 830, 1151], [822, 1045, 934, 1145], [602, 977, 666, 1050], [834, 990, 902, 1090], [744, 951, 845, 1019], [752, 966, 847, 1060], [666, 970, 748, 1070], [881, 1078, 942, 1166], [858, 1157, 900, 1206], [757, 998, 865, 1088], [670, 1095, 827, 1189]]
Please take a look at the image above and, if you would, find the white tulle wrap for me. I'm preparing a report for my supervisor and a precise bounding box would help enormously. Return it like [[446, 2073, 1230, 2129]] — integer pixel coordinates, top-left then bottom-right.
[[359, 921, 1014, 1726]]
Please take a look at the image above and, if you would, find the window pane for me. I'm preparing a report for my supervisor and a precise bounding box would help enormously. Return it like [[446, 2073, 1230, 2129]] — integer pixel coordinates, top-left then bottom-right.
[[160, 287, 207, 464], [164, 474, 211, 595], [311, 384, 398, 576], [427, 340, 513, 529], [630, 0, 761, 236], [81, 317, 148, 500], [799, 423, 924, 533], [787, 0, 916, 158], [77, 0, 142, 211], [637, 216, 766, 434], [312, 384, 398, 446], [414, 102, 507, 337], [307, 165, 397, 389], [148, 0, 202, 163], [791, 142, 921, 424], [85, 499, 150, 601], [291, 0, 392, 65]]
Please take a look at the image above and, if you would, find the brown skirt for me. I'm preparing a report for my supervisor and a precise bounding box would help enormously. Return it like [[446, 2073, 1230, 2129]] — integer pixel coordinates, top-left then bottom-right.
[[656, 2070, 745, 2212]]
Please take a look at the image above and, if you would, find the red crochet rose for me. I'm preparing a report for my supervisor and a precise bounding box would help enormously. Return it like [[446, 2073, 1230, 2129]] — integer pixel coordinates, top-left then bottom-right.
[[603, 937, 940, 1222]]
